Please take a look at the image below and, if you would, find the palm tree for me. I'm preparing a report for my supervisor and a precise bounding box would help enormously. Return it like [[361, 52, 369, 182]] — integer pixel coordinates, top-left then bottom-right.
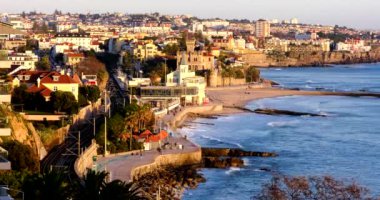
[[101, 180, 148, 200], [22, 171, 70, 200], [74, 170, 107, 200], [75, 170, 148, 200]]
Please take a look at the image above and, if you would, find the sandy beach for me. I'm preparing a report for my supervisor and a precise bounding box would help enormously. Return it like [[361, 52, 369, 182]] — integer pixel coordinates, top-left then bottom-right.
[[205, 86, 328, 115]]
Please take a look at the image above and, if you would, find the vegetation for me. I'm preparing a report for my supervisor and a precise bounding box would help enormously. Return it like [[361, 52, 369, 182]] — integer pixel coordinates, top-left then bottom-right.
[[254, 175, 374, 200], [162, 43, 179, 56], [11, 84, 46, 111], [79, 85, 101, 106], [96, 102, 153, 154], [35, 55, 51, 71], [76, 170, 147, 200], [2, 141, 39, 172], [0, 170, 147, 200], [77, 56, 109, 90], [246, 66, 261, 83], [50, 91, 79, 115]]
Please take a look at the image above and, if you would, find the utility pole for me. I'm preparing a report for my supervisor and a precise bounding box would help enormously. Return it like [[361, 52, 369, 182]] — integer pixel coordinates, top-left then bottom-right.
[[78, 131, 81, 156], [104, 91, 108, 157]]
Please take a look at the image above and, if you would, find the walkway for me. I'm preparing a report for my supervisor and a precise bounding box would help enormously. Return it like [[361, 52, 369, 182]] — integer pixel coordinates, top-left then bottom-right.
[[96, 136, 199, 182]]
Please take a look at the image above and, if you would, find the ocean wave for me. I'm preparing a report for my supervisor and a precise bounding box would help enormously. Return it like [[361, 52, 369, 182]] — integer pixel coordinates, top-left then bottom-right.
[[242, 158, 250, 166], [306, 80, 314, 83], [225, 167, 242, 175], [199, 135, 243, 148], [304, 85, 313, 89], [274, 68, 283, 71], [267, 120, 299, 127]]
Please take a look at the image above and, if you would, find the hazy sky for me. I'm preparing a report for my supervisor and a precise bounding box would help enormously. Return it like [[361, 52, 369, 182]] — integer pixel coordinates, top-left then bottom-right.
[[1, 0, 379, 29]]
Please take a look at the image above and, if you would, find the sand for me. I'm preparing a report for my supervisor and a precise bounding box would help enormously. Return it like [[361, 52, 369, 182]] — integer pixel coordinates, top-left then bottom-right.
[[206, 86, 327, 115]]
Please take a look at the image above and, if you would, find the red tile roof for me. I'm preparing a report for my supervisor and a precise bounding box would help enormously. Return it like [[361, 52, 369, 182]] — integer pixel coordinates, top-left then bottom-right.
[[40, 72, 79, 84]]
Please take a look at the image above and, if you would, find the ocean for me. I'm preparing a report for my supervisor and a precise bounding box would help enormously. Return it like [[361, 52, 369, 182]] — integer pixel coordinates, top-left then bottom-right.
[[181, 63, 380, 200]]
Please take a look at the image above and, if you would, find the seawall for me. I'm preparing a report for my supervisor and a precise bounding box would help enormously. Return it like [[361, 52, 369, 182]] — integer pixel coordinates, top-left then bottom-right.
[[169, 104, 224, 129], [130, 149, 202, 181]]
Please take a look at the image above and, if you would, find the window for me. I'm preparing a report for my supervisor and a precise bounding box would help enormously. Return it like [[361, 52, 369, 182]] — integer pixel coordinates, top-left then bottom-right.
[[53, 86, 58, 91], [72, 87, 75, 92]]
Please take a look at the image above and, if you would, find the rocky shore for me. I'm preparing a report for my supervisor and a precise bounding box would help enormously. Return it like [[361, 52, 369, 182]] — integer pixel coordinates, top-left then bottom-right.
[[136, 165, 206, 200], [202, 147, 277, 169]]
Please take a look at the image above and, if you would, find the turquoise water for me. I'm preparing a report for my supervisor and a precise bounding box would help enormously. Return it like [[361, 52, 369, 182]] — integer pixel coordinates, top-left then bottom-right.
[[182, 64, 380, 200]]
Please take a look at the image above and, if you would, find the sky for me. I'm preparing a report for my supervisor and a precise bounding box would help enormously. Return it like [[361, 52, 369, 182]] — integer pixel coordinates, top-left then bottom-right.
[[1, 0, 380, 29]]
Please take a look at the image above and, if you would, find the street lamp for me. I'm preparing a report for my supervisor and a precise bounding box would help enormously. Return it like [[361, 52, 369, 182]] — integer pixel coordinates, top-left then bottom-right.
[[1, 187, 24, 200]]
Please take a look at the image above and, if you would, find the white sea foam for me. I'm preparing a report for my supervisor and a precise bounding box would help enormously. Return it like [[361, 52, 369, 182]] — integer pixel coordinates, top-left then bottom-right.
[[306, 80, 314, 83], [267, 120, 299, 127], [242, 158, 250, 166], [274, 68, 282, 71], [225, 167, 242, 175]]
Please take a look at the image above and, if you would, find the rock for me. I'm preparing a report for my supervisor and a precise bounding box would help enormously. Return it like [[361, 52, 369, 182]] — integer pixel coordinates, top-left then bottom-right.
[[202, 157, 244, 169], [202, 148, 277, 157], [254, 108, 326, 117]]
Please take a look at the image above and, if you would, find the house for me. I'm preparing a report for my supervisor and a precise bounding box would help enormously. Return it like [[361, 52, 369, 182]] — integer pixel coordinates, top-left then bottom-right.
[[136, 130, 169, 151], [13, 71, 81, 101], [64, 53, 85, 66]]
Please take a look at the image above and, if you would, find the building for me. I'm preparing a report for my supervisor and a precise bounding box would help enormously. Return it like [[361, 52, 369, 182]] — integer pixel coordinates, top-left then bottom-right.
[[176, 39, 214, 71], [0, 22, 25, 49], [56, 22, 77, 33], [55, 33, 92, 50], [129, 41, 159, 61], [64, 53, 85, 66], [13, 71, 81, 101], [255, 19, 271, 38], [7, 51, 38, 69], [290, 18, 299, 24], [166, 54, 206, 105]]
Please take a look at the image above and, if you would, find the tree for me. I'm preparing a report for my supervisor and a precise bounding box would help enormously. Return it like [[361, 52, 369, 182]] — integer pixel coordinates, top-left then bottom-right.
[[74, 170, 147, 200], [246, 66, 261, 83], [162, 44, 179, 56], [50, 91, 79, 115], [254, 175, 373, 200], [22, 171, 70, 200], [36, 55, 50, 70], [2, 141, 39, 172], [79, 85, 101, 104]]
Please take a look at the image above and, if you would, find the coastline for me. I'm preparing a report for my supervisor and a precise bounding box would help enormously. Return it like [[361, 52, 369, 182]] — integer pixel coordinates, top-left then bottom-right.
[[169, 86, 380, 129]]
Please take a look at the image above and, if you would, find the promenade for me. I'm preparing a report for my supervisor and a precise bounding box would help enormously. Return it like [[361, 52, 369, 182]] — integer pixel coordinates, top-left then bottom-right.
[[96, 136, 199, 182]]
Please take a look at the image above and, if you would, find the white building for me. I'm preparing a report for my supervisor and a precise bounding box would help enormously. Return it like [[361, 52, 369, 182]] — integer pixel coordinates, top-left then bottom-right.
[[166, 55, 206, 105], [201, 20, 230, 28], [290, 18, 299, 24]]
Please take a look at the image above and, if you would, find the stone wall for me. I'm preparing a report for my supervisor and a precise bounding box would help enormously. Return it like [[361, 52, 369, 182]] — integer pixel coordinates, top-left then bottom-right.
[[169, 104, 223, 128], [131, 149, 202, 181], [74, 140, 98, 178]]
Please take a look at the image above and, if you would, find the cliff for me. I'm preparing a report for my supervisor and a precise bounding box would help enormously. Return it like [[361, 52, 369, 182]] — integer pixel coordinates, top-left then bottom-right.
[[0, 104, 47, 160], [242, 50, 380, 67]]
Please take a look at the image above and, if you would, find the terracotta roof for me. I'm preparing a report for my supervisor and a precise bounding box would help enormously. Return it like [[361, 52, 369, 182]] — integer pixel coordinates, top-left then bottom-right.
[[40, 72, 79, 84]]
